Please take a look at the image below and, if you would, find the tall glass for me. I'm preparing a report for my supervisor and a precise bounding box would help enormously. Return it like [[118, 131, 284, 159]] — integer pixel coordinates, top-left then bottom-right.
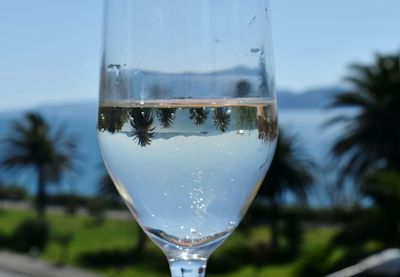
[[97, 0, 277, 276]]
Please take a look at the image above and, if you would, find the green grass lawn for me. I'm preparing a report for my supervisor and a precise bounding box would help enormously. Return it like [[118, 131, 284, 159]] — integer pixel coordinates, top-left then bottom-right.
[[0, 209, 339, 277]]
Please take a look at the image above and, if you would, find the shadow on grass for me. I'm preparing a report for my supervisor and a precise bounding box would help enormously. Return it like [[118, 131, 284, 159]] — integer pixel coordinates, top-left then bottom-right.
[[78, 243, 256, 274], [78, 235, 303, 275], [77, 247, 168, 273], [208, 243, 253, 273], [211, 243, 298, 273]]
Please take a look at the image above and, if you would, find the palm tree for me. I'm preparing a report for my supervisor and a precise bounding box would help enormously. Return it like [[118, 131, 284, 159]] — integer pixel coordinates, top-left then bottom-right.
[[322, 52, 400, 252], [213, 107, 231, 132], [97, 171, 148, 256], [97, 172, 121, 204], [258, 130, 314, 251], [326, 53, 400, 185], [128, 108, 155, 147], [1, 112, 78, 217], [189, 108, 209, 126]]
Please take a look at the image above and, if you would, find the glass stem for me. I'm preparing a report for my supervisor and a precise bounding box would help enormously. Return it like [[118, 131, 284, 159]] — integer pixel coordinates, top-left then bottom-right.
[[169, 259, 207, 277]]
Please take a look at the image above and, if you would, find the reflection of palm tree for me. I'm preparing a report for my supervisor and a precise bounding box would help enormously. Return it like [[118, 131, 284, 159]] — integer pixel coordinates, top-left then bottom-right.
[[326, 53, 400, 184], [156, 108, 176, 129], [236, 80, 252, 97], [213, 108, 231, 132], [189, 108, 208, 126], [98, 107, 128, 133], [258, 130, 314, 251], [149, 84, 170, 99], [128, 108, 155, 147], [0, 113, 78, 217]]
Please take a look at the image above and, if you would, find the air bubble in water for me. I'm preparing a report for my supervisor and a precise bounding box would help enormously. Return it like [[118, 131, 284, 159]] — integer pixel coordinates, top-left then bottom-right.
[[190, 228, 197, 234]]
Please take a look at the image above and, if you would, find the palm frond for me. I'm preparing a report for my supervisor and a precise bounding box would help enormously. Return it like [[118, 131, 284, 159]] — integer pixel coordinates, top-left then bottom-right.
[[329, 91, 372, 109], [97, 173, 120, 203], [325, 52, 400, 187], [259, 130, 315, 204]]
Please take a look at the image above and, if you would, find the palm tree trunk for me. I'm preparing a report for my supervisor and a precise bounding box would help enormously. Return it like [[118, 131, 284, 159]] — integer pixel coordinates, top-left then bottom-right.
[[270, 201, 279, 252], [133, 226, 147, 256], [36, 167, 46, 218]]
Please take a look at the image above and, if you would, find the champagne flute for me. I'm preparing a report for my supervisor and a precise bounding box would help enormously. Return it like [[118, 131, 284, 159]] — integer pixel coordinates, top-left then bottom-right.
[[97, 0, 277, 276]]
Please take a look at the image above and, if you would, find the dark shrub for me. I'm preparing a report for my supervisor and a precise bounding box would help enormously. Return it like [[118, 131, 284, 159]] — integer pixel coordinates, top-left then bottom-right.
[[10, 219, 49, 253], [87, 198, 106, 225], [0, 184, 27, 200], [0, 230, 7, 248]]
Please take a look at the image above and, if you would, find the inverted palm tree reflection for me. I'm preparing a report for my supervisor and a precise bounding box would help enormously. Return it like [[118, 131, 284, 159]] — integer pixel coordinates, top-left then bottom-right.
[[189, 108, 209, 126], [128, 108, 155, 147], [98, 107, 128, 133], [156, 108, 176, 129], [213, 107, 231, 133]]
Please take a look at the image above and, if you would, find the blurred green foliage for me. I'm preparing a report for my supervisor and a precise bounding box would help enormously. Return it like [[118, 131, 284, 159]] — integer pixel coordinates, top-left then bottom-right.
[[0, 209, 348, 277]]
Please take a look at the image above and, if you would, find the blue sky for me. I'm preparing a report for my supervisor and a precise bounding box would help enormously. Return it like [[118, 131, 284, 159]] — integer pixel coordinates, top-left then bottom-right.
[[0, 0, 399, 111]]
